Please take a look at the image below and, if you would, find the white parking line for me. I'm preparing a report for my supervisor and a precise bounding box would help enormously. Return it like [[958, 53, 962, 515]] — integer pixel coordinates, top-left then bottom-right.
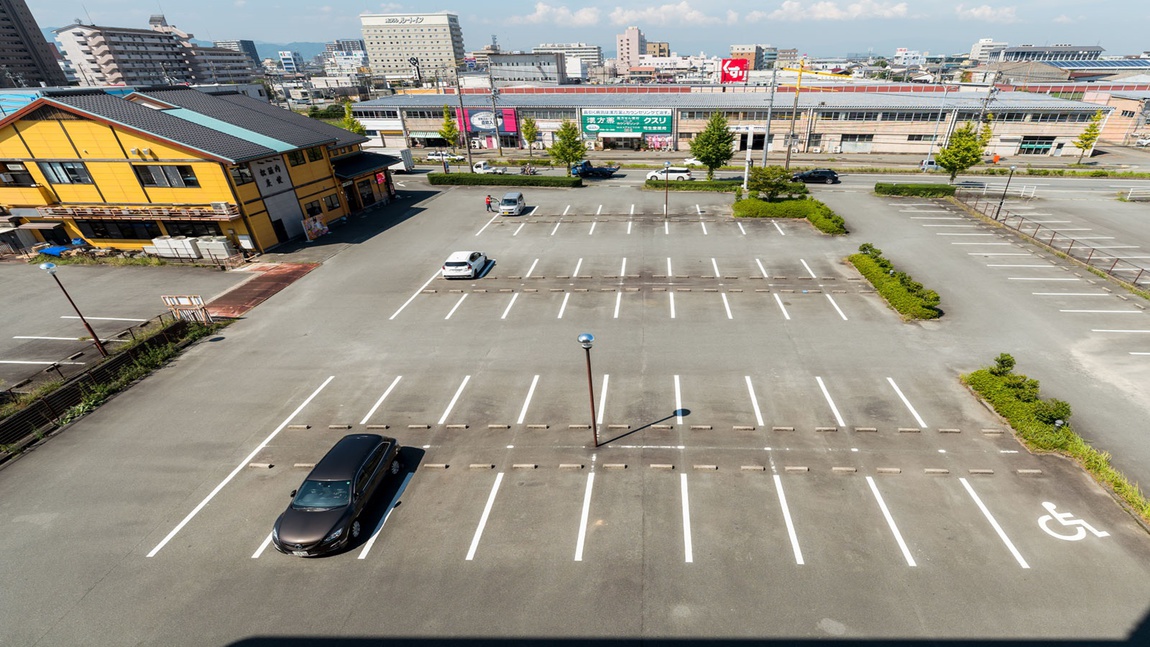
[[1131, 352, 1150, 356], [987, 264, 1050, 268], [596, 205, 602, 216], [613, 292, 622, 319], [1070, 236, 1115, 240], [1092, 329, 1150, 333], [629, 204, 634, 216], [1049, 228, 1091, 231], [597, 374, 609, 425], [923, 224, 977, 228], [475, 213, 499, 236], [669, 292, 676, 318], [774, 474, 804, 565], [696, 204, 703, 215], [910, 216, 962, 220], [1089, 245, 1140, 249], [667, 257, 673, 276], [887, 377, 927, 428], [251, 532, 274, 559], [438, 375, 470, 425], [866, 476, 916, 567], [738, 222, 747, 236], [465, 472, 504, 561], [588, 221, 596, 235], [444, 293, 468, 320], [772, 293, 790, 320], [389, 270, 442, 320], [711, 258, 721, 277], [773, 222, 785, 236], [513, 223, 525, 236], [825, 294, 848, 320], [500, 293, 519, 320], [558, 293, 570, 319], [551, 222, 561, 236], [517, 375, 540, 424], [960, 477, 1030, 569], [61, 315, 146, 322], [620, 258, 627, 276], [358, 471, 413, 559], [721, 293, 733, 319], [562, 205, 571, 216], [627, 221, 633, 235], [815, 376, 845, 427], [756, 259, 769, 278], [524, 258, 539, 278], [951, 242, 1012, 245], [13, 336, 83, 341], [674, 375, 683, 425], [937, 233, 994, 236], [745, 376, 764, 427], [0, 360, 85, 365], [1032, 292, 1108, 296], [574, 472, 594, 561], [360, 375, 402, 425], [664, 220, 669, 235], [1060, 309, 1143, 314], [680, 473, 693, 564], [800, 259, 817, 278], [701, 221, 708, 235], [148, 375, 334, 557], [1008, 277, 1079, 281], [573, 258, 583, 277], [968, 253, 1032, 256]]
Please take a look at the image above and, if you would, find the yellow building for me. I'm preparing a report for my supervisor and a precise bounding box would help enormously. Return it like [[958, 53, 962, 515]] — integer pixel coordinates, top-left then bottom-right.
[[0, 87, 396, 255]]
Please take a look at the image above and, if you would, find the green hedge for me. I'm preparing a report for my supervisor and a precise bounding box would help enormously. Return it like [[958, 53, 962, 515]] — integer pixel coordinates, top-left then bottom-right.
[[963, 354, 1150, 522], [848, 243, 940, 319], [642, 178, 743, 193], [427, 173, 582, 188], [874, 183, 957, 197], [733, 197, 847, 235]]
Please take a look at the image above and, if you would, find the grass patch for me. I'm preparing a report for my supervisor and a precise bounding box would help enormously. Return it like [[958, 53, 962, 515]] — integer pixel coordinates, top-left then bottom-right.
[[963, 354, 1150, 522], [427, 173, 582, 188], [642, 178, 743, 193], [27, 253, 169, 267], [733, 197, 847, 235], [848, 243, 941, 319], [874, 182, 956, 197], [0, 380, 63, 419]]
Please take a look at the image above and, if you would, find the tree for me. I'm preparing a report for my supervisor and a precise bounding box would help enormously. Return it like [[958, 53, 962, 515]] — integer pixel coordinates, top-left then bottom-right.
[[339, 99, 366, 135], [1072, 110, 1104, 164], [548, 120, 585, 175], [746, 165, 807, 202], [935, 122, 986, 182], [438, 105, 460, 151], [689, 112, 736, 180], [520, 117, 540, 157]]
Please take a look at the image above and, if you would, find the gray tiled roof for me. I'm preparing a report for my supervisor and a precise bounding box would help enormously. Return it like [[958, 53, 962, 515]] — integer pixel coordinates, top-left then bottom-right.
[[136, 87, 341, 149], [47, 92, 277, 163], [209, 92, 370, 149]]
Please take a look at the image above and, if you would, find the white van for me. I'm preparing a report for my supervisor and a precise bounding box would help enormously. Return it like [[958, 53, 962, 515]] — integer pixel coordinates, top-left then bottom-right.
[[499, 192, 525, 216]]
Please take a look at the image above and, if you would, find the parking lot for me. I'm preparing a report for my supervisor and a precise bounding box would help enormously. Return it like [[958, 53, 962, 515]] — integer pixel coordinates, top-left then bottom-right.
[[1, 181, 1149, 644]]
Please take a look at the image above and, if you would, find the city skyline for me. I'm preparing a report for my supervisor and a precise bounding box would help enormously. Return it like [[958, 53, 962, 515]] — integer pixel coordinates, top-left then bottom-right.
[[32, 1, 1149, 59]]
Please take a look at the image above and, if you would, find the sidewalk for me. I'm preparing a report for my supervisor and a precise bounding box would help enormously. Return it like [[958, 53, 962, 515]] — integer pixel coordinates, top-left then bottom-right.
[[206, 263, 319, 318]]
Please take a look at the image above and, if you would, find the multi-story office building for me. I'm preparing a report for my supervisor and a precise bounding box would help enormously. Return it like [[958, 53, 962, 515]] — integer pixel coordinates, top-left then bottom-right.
[[532, 43, 602, 68], [488, 53, 569, 85], [0, 0, 67, 88], [279, 51, 304, 74], [730, 45, 778, 70], [360, 12, 465, 80], [616, 26, 646, 70], [645, 41, 670, 57], [184, 44, 261, 84], [55, 23, 192, 86], [215, 39, 261, 65], [986, 44, 1104, 62], [327, 39, 366, 54], [969, 38, 1007, 64]]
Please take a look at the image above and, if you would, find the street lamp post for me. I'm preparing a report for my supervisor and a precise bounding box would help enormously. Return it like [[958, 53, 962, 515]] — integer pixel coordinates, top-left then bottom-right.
[[40, 262, 108, 358], [995, 165, 1017, 220], [663, 161, 671, 218], [577, 333, 598, 448]]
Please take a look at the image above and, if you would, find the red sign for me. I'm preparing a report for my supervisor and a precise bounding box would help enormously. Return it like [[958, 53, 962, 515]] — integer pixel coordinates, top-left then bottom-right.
[[720, 58, 749, 83]]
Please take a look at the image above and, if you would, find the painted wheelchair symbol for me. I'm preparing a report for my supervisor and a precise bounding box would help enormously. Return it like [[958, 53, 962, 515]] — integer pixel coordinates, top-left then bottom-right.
[[1037, 502, 1110, 541]]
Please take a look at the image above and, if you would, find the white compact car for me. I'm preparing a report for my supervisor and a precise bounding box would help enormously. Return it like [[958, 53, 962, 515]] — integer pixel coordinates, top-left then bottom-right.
[[442, 251, 487, 279], [427, 151, 464, 162], [647, 167, 692, 181]]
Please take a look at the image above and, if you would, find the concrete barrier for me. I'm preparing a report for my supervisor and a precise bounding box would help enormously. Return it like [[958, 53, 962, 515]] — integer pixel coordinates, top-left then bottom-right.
[[650, 463, 675, 470], [287, 424, 310, 430], [784, 466, 808, 473], [248, 462, 273, 469], [924, 468, 950, 475], [469, 464, 495, 470], [876, 467, 901, 474], [365, 424, 389, 430]]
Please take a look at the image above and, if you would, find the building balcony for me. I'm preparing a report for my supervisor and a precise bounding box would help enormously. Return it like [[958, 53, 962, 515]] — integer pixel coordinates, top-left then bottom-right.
[[38, 202, 242, 222]]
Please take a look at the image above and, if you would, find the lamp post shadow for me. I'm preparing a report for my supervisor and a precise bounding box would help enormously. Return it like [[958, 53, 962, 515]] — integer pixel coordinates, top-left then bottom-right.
[[600, 409, 690, 446]]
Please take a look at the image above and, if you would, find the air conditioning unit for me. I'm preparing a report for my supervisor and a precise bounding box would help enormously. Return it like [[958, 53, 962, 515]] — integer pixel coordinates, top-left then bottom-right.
[[210, 201, 230, 212], [832, 146, 842, 154], [791, 147, 799, 153]]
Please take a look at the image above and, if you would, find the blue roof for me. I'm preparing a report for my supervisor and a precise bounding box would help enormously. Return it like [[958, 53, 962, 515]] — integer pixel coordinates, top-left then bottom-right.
[[1046, 60, 1150, 70]]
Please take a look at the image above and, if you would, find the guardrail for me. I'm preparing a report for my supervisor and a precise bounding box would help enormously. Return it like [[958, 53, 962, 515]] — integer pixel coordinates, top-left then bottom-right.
[[957, 193, 1149, 288]]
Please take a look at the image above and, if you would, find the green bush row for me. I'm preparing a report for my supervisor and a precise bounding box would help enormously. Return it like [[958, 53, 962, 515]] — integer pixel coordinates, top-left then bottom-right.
[[874, 183, 957, 197], [733, 197, 847, 235], [642, 178, 743, 193], [848, 243, 941, 319], [963, 354, 1150, 522], [427, 173, 582, 188]]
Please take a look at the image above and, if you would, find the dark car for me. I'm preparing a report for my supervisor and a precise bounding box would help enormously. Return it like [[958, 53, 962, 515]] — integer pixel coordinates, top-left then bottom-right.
[[792, 169, 840, 184], [272, 434, 401, 557]]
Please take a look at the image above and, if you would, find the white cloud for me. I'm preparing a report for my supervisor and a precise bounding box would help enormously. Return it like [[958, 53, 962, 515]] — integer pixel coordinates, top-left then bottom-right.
[[1052, 14, 1073, 24], [377, 2, 404, 11], [608, 2, 723, 26], [954, 4, 1019, 22], [758, 1, 908, 22], [726, 9, 739, 25], [509, 2, 601, 26]]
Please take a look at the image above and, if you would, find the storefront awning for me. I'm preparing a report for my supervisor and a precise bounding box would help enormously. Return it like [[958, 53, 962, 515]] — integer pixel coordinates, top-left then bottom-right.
[[331, 152, 400, 180], [598, 132, 643, 138], [16, 222, 63, 230]]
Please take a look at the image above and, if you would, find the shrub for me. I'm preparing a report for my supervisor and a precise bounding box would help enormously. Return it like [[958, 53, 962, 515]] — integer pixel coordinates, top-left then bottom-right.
[[962, 357, 1150, 522], [874, 183, 957, 197], [848, 243, 941, 319], [733, 197, 847, 235], [427, 173, 582, 188]]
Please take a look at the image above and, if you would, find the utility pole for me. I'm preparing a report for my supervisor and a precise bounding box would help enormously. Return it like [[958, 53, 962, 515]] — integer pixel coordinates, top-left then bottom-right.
[[760, 66, 778, 168], [453, 67, 474, 172], [783, 62, 805, 170], [488, 65, 503, 157]]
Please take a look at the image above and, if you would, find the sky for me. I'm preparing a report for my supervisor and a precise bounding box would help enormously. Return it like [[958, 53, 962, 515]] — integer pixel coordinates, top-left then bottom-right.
[[30, 0, 1150, 58]]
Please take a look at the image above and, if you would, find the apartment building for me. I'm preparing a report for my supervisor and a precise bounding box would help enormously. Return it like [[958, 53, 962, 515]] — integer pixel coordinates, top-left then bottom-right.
[[360, 12, 465, 80], [214, 40, 261, 65], [616, 26, 646, 70], [532, 43, 603, 68], [0, 0, 67, 88], [55, 23, 192, 86]]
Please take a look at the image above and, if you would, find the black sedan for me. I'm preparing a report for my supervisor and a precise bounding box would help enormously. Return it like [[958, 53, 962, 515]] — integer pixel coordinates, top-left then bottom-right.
[[272, 434, 401, 557], [792, 169, 840, 184]]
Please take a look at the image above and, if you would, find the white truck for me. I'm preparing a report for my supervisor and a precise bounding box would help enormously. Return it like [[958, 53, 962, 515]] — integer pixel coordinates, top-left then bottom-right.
[[380, 148, 414, 173], [472, 161, 505, 174]]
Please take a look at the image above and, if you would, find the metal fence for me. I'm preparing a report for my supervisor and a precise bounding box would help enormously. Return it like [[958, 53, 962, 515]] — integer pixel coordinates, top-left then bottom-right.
[[957, 192, 1149, 288], [0, 319, 191, 454]]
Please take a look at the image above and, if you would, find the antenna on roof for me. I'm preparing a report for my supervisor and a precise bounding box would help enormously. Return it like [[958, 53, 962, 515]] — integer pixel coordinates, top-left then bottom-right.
[[81, 4, 93, 25]]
